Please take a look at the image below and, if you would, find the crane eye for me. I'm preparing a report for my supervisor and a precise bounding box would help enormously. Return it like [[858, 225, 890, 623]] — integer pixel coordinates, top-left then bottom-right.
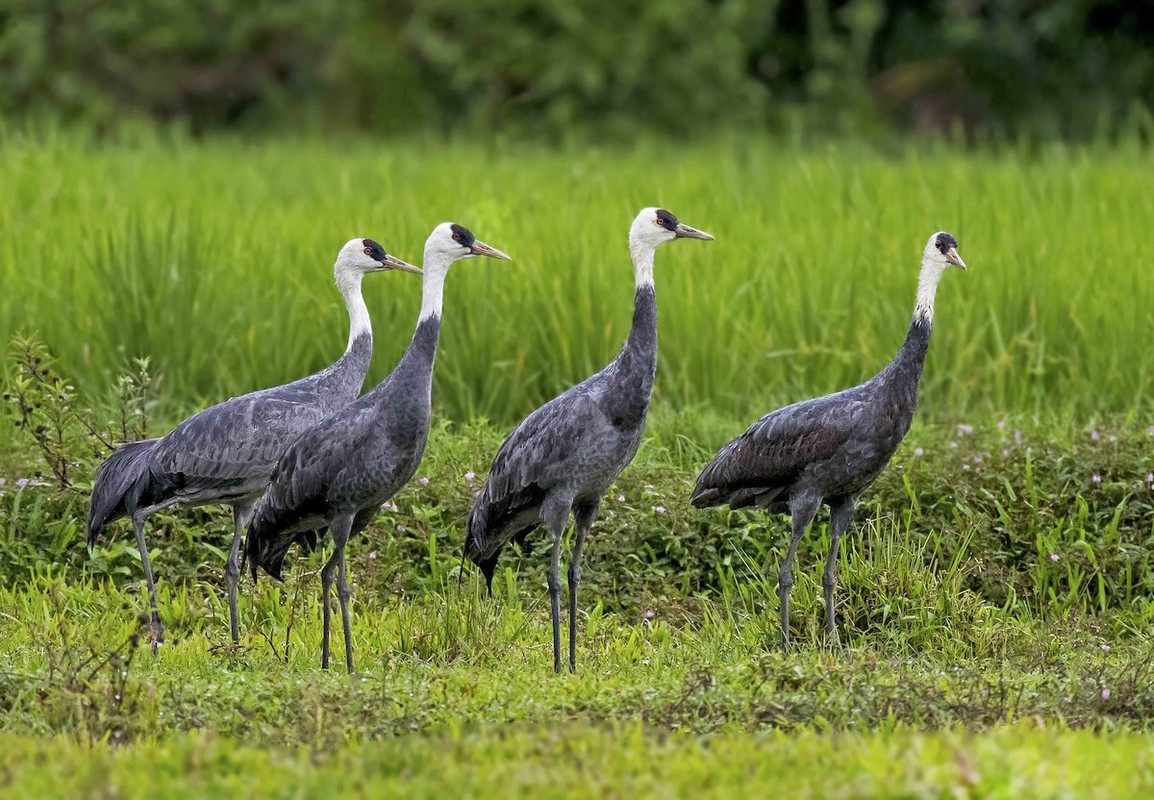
[[656, 217, 666, 226], [363, 247, 373, 256], [452, 233, 461, 242]]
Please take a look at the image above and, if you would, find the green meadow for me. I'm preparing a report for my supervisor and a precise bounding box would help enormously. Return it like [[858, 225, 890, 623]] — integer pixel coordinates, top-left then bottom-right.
[[2, 131, 1153, 427], [3, 133, 1154, 796]]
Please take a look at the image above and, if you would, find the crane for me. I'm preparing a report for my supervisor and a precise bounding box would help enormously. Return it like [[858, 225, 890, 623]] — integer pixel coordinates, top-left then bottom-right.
[[87, 238, 419, 648], [246, 223, 509, 673], [690, 232, 966, 647], [465, 207, 713, 673]]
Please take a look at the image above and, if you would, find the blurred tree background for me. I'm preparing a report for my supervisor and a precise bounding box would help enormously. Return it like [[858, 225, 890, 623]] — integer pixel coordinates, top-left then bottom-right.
[[0, 0, 1152, 141]]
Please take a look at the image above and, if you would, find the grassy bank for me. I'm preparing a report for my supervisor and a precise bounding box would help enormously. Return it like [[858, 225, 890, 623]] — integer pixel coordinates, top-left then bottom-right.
[[3, 418, 1153, 745]]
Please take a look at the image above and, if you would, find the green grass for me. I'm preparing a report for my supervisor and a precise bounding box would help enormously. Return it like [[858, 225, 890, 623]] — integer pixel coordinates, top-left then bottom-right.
[[5, 132, 1154, 794], [4, 725, 1152, 798], [3, 413, 1154, 795], [2, 130, 1154, 427]]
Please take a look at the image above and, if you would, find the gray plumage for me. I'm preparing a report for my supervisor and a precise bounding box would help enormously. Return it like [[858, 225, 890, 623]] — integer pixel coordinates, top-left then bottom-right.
[[87, 238, 419, 647], [246, 222, 510, 673], [690, 231, 966, 646], [465, 207, 714, 673]]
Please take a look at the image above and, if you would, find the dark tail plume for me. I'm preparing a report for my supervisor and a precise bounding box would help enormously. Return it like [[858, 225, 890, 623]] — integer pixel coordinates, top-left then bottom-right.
[[465, 505, 505, 596], [87, 439, 159, 547], [246, 513, 322, 583]]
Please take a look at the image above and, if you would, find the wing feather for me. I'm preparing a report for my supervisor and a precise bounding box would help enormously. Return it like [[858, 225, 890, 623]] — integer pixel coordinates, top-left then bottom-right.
[[691, 389, 868, 506]]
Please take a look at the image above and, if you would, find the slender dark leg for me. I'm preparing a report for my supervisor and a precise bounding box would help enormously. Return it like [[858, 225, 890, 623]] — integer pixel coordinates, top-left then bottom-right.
[[225, 502, 254, 645], [329, 516, 356, 674], [778, 493, 821, 649], [132, 514, 164, 652], [542, 494, 572, 674], [823, 495, 856, 645], [568, 501, 599, 673], [320, 519, 346, 671]]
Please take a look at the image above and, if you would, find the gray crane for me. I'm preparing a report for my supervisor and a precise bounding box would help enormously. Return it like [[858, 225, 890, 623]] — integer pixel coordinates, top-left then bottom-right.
[[465, 208, 713, 673], [87, 239, 419, 648], [690, 232, 966, 647], [245, 222, 509, 673]]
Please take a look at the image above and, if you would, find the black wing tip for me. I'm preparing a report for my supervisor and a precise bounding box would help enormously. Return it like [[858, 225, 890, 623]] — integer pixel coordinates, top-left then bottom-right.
[[464, 507, 500, 593], [86, 513, 104, 548], [480, 557, 497, 595], [690, 473, 723, 508], [689, 491, 718, 509]]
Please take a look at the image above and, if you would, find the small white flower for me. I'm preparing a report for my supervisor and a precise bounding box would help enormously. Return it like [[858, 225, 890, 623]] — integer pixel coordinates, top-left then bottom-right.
[[617, 494, 626, 502], [654, 505, 666, 515], [465, 470, 476, 482], [418, 477, 430, 486]]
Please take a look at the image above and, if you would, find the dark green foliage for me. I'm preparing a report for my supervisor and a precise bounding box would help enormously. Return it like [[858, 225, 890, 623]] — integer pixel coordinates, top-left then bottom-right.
[[2, 0, 1152, 139], [401, 0, 773, 138], [0, 0, 340, 132]]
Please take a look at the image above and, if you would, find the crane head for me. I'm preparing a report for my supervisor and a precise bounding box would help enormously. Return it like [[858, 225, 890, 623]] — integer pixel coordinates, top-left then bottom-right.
[[335, 238, 421, 277], [629, 207, 714, 249], [925, 231, 966, 271], [424, 222, 511, 266]]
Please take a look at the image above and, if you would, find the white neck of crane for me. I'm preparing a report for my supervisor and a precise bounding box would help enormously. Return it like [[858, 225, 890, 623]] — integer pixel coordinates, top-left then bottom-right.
[[913, 260, 946, 325], [629, 239, 657, 289], [419, 254, 452, 321], [338, 271, 371, 350]]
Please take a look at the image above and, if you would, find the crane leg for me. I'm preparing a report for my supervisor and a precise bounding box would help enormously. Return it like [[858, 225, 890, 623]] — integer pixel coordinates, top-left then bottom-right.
[[568, 501, 599, 673], [778, 494, 821, 649], [320, 535, 338, 671], [330, 516, 356, 675], [225, 502, 254, 646], [132, 514, 164, 653], [542, 495, 571, 674], [823, 495, 856, 646]]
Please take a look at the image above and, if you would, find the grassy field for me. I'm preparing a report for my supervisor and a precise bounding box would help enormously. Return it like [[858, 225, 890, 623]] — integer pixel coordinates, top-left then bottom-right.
[[4, 411, 1154, 795], [2, 130, 1154, 428], [4, 132, 1154, 796]]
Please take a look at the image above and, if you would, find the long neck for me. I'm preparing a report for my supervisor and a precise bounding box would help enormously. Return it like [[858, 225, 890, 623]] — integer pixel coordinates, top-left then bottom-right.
[[604, 235, 660, 415], [885, 261, 941, 390], [339, 272, 372, 352], [319, 272, 373, 399], [625, 238, 658, 352], [374, 257, 448, 398]]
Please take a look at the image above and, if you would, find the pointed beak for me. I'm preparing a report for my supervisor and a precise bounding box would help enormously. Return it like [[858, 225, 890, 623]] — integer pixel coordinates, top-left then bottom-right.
[[945, 247, 966, 270], [674, 222, 715, 241], [382, 254, 422, 274], [470, 240, 512, 261]]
